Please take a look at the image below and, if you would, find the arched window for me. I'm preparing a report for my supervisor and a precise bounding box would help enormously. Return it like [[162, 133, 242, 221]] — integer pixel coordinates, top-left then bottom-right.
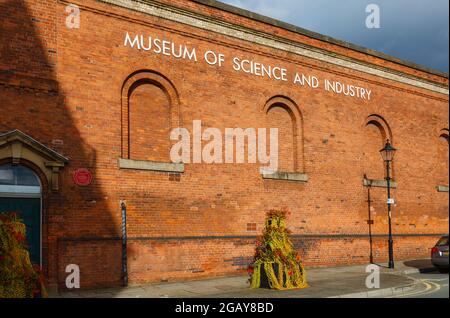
[[262, 96, 306, 181], [363, 114, 394, 181], [0, 163, 41, 195], [121, 70, 180, 163], [437, 128, 449, 189]]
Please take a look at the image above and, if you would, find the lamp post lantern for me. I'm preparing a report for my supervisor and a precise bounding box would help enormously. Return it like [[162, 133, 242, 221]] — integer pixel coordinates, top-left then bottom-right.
[[380, 139, 397, 269]]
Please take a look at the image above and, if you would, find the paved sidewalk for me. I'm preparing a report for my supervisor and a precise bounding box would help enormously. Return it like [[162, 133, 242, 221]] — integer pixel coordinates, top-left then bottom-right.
[[54, 259, 435, 298]]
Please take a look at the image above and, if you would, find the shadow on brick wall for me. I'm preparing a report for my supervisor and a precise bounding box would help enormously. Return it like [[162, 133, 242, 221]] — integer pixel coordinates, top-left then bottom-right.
[[0, 0, 126, 292]]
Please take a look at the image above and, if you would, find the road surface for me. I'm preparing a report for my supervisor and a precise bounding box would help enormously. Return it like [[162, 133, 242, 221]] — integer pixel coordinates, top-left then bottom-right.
[[392, 270, 449, 298]]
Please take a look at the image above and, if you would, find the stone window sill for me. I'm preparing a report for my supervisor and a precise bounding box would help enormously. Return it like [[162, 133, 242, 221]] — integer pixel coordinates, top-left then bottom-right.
[[118, 158, 184, 173], [261, 171, 308, 182], [436, 185, 449, 193], [363, 178, 398, 189]]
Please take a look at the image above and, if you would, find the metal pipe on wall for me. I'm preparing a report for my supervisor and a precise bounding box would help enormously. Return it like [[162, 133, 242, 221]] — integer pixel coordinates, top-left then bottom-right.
[[120, 200, 128, 286]]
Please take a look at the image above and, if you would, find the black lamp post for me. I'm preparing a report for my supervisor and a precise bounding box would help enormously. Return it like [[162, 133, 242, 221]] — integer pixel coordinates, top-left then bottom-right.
[[380, 139, 397, 269]]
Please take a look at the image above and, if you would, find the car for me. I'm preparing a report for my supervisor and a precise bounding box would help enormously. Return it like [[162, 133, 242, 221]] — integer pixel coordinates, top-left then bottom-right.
[[431, 235, 449, 273]]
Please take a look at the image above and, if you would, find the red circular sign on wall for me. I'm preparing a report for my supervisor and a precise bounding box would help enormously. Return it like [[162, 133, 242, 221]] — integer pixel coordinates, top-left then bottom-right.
[[73, 168, 93, 186]]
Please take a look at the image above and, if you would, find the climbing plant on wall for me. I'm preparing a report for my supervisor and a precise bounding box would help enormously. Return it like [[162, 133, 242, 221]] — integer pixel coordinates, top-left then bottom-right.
[[0, 212, 47, 298], [249, 209, 308, 290]]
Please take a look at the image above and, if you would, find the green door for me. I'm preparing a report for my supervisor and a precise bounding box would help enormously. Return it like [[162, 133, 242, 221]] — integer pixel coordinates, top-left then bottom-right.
[[0, 197, 41, 264]]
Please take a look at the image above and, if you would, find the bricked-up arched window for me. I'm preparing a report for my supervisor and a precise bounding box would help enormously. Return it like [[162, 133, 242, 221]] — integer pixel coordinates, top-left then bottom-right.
[[363, 114, 394, 180], [121, 70, 180, 163], [437, 128, 449, 187], [263, 96, 304, 173]]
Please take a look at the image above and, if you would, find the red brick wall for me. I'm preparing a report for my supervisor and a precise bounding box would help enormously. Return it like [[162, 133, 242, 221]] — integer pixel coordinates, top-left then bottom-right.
[[57, 239, 122, 289], [0, 0, 448, 290], [62, 235, 440, 287], [0, 0, 56, 79], [127, 238, 255, 284]]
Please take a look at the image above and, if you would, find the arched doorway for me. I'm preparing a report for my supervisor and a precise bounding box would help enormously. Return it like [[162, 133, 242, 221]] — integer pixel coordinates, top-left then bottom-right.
[[0, 163, 42, 265]]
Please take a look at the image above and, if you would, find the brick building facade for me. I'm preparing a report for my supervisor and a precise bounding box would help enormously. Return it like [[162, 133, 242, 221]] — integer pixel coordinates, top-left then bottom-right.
[[0, 0, 448, 290]]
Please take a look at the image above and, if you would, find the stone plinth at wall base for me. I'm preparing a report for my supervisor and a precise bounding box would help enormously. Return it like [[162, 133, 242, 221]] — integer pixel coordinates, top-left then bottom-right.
[[363, 178, 398, 188], [261, 171, 308, 182], [436, 185, 449, 192], [118, 158, 184, 173]]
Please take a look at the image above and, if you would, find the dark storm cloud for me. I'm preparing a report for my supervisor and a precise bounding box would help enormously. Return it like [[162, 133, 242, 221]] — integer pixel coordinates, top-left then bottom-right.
[[221, 0, 449, 73]]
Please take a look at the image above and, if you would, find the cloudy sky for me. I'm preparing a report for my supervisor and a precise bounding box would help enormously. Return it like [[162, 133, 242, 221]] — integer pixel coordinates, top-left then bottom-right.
[[220, 0, 449, 73]]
